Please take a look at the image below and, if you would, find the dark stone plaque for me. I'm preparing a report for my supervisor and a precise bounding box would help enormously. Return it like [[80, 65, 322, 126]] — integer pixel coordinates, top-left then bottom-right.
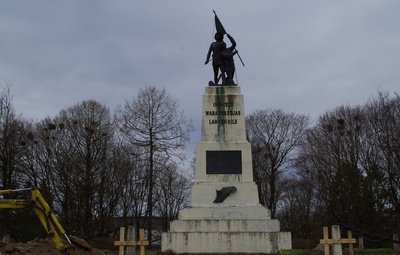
[[206, 150, 242, 174]]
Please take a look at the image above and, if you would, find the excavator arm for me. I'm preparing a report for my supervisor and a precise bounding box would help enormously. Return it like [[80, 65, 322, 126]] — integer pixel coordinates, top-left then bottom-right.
[[0, 188, 71, 251]]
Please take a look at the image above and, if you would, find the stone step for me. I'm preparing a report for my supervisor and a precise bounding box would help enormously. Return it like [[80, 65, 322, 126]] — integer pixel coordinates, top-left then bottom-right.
[[169, 218, 281, 232], [178, 205, 271, 220], [162, 231, 292, 254]]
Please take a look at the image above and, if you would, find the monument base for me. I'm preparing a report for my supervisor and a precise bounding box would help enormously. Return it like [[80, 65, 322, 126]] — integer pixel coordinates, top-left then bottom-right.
[[162, 179, 292, 254], [161, 204, 291, 254]]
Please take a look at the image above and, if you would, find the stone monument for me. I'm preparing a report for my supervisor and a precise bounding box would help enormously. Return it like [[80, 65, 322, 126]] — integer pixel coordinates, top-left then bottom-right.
[[161, 11, 291, 254], [161, 86, 292, 254]]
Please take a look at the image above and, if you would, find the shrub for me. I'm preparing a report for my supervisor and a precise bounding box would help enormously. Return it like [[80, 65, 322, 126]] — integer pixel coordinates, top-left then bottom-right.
[[277, 249, 309, 255], [354, 247, 394, 254], [153, 249, 177, 255]]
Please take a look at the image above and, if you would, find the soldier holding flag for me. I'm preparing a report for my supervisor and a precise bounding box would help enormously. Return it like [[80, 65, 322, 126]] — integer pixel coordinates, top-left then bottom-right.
[[205, 10, 244, 86]]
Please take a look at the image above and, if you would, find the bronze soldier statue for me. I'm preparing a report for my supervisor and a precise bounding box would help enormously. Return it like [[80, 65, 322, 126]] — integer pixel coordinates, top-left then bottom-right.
[[205, 32, 226, 85], [220, 34, 238, 85], [205, 11, 244, 86]]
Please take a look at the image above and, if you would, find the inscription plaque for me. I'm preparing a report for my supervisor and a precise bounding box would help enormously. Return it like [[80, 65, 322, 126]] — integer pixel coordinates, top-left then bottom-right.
[[206, 150, 242, 174]]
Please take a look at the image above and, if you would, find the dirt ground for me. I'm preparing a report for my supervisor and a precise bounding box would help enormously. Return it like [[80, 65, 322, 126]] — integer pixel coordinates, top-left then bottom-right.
[[0, 236, 106, 255]]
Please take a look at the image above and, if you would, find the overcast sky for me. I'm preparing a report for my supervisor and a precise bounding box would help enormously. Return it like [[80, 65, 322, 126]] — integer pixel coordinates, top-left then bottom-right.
[[1, 1, 400, 161]]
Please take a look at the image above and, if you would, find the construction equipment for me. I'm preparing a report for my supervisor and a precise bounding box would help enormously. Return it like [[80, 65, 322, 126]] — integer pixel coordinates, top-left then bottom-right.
[[0, 187, 71, 251]]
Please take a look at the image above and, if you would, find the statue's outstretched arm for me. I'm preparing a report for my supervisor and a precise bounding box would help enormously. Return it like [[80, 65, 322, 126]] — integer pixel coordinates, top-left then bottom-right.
[[205, 44, 213, 64], [226, 34, 236, 48]]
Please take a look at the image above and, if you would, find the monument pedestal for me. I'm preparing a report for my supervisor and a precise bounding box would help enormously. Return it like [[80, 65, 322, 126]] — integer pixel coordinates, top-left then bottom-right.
[[162, 86, 291, 254]]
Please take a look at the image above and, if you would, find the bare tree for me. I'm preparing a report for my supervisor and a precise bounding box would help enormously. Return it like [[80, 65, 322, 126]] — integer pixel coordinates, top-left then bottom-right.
[[246, 109, 309, 218], [0, 84, 36, 239], [20, 119, 60, 203], [116, 143, 150, 232], [36, 100, 117, 235], [154, 161, 191, 232], [365, 91, 400, 224], [0, 84, 28, 190], [115, 86, 193, 247], [277, 176, 322, 241], [296, 105, 383, 234]]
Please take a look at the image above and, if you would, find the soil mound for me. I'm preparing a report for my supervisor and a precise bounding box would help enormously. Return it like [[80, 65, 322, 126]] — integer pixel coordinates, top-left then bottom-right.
[[0, 236, 105, 255]]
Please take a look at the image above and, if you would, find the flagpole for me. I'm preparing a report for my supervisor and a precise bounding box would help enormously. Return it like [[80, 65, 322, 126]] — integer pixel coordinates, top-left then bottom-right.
[[237, 52, 245, 67]]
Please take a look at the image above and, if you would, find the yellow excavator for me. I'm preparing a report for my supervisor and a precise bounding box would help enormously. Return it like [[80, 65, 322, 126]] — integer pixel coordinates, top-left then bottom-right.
[[0, 187, 71, 251]]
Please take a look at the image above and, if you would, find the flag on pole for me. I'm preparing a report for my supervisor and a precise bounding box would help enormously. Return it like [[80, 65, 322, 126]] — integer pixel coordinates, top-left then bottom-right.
[[213, 10, 226, 35]]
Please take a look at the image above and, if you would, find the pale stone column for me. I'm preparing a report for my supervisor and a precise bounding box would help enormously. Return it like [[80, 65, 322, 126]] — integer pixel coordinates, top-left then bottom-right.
[[127, 226, 136, 255], [393, 233, 399, 251], [332, 225, 343, 255], [358, 237, 364, 249]]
